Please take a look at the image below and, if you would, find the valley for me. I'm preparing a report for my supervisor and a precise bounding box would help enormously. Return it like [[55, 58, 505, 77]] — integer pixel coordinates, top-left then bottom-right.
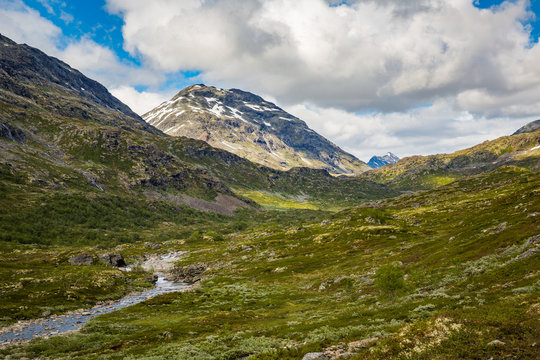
[[0, 33, 539, 360]]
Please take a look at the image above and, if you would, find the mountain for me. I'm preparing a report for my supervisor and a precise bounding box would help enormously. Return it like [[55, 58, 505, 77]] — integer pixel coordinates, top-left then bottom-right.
[[513, 119, 540, 135], [0, 33, 395, 227], [143, 85, 370, 175], [363, 127, 540, 190], [0, 34, 156, 135], [1, 33, 540, 360], [367, 152, 400, 168], [0, 33, 257, 218]]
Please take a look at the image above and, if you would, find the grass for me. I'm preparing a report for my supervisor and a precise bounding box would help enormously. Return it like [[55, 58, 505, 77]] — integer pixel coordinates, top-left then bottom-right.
[[0, 246, 155, 326], [234, 189, 321, 210], [2, 38, 539, 359], [1, 166, 538, 359]]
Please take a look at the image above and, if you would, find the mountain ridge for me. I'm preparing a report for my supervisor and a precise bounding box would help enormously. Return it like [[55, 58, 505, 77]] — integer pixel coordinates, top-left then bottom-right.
[[513, 119, 540, 135], [367, 152, 400, 168], [143, 84, 370, 175], [363, 128, 540, 190]]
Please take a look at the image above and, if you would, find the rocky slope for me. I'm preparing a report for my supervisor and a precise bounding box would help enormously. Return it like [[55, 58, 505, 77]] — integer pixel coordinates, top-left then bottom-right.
[[143, 85, 370, 175], [0, 34, 155, 134], [513, 119, 540, 135], [367, 152, 400, 168]]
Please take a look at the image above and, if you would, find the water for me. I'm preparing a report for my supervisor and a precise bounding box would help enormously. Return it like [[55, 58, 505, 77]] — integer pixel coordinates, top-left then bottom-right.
[[0, 253, 189, 347]]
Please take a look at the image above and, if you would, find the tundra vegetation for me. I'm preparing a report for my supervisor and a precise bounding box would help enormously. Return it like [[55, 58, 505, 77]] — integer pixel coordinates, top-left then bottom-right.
[[0, 34, 539, 359], [1, 166, 539, 359]]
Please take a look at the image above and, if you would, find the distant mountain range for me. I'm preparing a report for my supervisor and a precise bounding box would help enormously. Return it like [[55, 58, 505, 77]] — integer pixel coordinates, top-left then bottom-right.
[[367, 152, 400, 168], [1, 32, 539, 211], [143, 85, 370, 175]]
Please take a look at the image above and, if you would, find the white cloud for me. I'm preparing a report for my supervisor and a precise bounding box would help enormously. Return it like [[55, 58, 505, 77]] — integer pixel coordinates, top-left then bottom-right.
[[285, 100, 534, 161], [0, 0, 61, 54], [110, 86, 174, 115], [59, 38, 164, 88], [0, 1, 164, 95], [106, 0, 540, 117]]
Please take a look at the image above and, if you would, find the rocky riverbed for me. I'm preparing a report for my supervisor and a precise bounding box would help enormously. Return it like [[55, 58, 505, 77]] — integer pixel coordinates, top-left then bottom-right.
[[0, 251, 190, 348]]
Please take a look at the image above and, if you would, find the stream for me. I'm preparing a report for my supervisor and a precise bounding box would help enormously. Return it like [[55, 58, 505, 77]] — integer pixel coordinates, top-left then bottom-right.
[[0, 251, 189, 347]]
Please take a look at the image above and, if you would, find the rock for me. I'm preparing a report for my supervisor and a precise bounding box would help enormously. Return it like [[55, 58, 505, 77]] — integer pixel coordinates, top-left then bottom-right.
[[145, 242, 161, 249], [517, 247, 540, 260], [332, 354, 355, 359], [348, 337, 378, 349], [487, 340, 505, 346], [302, 353, 328, 360], [145, 275, 158, 284], [323, 343, 353, 359], [515, 234, 540, 260], [166, 263, 207, 283], [68, 253, 94, 266], [525, 234, 540, 246], [98, 253, 126, 267]]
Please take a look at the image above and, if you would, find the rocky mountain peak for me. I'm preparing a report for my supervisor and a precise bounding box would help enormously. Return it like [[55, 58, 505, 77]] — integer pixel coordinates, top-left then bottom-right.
[[0, 33, 140, 120], [143, 85, 370, 175], [368, 152, 400, 169]]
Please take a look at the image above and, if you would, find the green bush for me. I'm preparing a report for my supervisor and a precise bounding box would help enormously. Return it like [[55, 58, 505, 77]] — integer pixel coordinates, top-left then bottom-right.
[[375, 264, 405, 299], [207, 231, 225, 242], [189, 230, 203, 242]]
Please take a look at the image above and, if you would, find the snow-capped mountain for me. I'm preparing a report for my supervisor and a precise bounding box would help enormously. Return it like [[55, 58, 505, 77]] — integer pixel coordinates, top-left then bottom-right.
[[367, 152, 400, 168], [143, 85, 370, 175]]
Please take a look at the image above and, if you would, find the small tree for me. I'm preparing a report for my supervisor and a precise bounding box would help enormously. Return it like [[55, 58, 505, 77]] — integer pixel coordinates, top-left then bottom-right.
[[375, 263, 405, 300]]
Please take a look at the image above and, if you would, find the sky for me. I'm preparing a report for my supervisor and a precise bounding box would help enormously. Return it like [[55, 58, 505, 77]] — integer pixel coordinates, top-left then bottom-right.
[[1, 0, 539, 161]]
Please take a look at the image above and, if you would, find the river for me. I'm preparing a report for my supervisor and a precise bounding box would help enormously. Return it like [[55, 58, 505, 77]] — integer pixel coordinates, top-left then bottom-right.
[[0, 251, 190, 347]]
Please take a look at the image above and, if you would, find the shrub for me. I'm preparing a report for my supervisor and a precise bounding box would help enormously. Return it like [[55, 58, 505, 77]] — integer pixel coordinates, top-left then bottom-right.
[[207, 231, 225, 242], [375, 264, 405, 299]]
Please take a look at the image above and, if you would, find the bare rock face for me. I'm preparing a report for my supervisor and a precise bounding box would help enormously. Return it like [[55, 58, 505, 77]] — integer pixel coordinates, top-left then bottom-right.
[[68, 253, 94, 266], [513, 119, 540, 135], [98, 253, 126, 267], [166, 263, 207, 283]]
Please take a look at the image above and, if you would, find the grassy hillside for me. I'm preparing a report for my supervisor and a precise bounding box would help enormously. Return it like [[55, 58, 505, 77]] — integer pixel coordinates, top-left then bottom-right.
[[2, 166, 538, 359], [362, 128, 540, 191]]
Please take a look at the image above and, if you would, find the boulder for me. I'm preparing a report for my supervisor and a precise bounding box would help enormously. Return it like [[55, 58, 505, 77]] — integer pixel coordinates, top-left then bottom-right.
[[144, 242, 161, 249], [98, 253, 126, 267], [166, 263, 207, 283], [302, 353, 328, 360], [145, 275, 159, 284], [515, 234, 540, 260], [68, 253, 94, 266]]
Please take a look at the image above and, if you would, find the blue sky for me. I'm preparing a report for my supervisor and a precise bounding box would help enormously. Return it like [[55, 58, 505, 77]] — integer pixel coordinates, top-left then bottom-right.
[[21, 0, 201, 93], [475, 0, 540, 41], [1, 0, 540, 160]]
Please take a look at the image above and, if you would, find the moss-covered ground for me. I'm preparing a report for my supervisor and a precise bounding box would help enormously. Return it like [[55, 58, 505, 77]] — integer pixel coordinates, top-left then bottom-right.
[[1, 166, 538, 359]]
